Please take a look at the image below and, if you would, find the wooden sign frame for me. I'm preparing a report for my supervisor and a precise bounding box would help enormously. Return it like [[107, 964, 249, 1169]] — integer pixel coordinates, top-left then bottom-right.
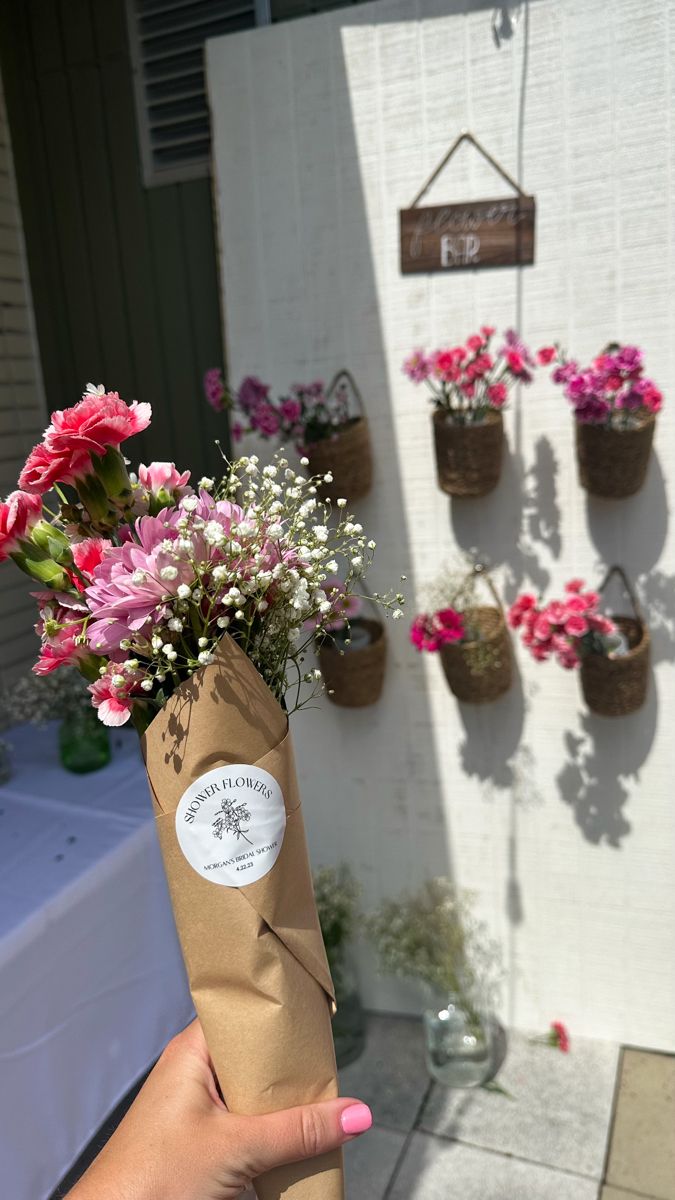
[[399, 132, 536, 274]]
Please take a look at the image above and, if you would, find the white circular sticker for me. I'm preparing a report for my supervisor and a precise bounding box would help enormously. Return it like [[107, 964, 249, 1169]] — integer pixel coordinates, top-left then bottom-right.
[[175, 764, 286, 886]]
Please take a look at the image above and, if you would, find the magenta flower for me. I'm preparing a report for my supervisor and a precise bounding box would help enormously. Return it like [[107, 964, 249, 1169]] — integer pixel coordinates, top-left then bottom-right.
[[203, 367, 226, 412], [33, 592, 89, 675], [403, 350, 432, 383], [238, 376, 270, 414]]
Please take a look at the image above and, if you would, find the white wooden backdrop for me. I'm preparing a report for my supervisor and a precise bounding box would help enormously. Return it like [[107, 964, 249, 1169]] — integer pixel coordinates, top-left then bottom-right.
[[207, 0, 675, 1049]]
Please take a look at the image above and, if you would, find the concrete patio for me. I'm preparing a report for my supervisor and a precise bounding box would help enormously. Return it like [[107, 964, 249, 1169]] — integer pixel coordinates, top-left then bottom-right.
[[340, 1016, 675, 1200]]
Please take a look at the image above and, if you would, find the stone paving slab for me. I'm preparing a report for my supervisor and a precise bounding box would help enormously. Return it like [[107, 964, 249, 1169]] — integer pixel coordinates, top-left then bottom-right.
[[420, 1028, 619, 1179], [344, 1124, 405, 1199], [605, 1050, 675, 1200], [388, 1132, 600, 1200], [339, 1014, 429, 1133]]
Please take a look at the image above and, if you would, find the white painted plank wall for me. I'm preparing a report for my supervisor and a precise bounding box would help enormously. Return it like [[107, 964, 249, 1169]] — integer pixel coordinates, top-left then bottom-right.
[[207, 0, 675, 1048], [0, 70, 48, 683]]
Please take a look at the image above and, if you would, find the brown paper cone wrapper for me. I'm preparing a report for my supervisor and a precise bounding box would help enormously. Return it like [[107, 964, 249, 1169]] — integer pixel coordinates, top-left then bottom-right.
[[141, 634, 343, 1200]]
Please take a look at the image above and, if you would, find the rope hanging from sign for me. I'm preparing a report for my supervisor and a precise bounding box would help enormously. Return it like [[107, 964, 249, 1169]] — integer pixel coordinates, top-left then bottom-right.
[[399, 129, 535, 274], [409, 130, 526, 208]]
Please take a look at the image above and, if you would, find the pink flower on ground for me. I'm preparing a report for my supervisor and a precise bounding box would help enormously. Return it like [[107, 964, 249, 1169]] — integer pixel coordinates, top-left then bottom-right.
[[19, 441, 91, 493], [46, 388, 152, 458], [0, 491, 43, 560], [138, 462, 191, 499], [550, 1021, 570, 1052], [89, 664, 146, 727], [537, 346, 557, 365], [403, 350, 431, 383]]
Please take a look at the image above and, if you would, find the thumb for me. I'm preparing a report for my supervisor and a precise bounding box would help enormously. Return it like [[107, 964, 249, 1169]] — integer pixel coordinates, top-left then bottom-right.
[[230, 1097, 373, 1177]]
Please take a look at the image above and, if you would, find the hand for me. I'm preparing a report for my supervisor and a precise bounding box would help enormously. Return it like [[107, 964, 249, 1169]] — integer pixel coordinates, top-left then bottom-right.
[[68, 1019, 372, 1200]]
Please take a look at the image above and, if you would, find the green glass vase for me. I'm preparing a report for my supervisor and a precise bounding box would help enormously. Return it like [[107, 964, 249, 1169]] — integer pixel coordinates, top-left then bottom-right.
[[59, 709, 111, 774]]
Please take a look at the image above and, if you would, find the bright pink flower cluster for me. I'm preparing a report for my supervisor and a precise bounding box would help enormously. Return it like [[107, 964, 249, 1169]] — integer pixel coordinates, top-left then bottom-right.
[[403, 327, 534, 422], [542, 343, 663, 425], [410, 607, 465, 653], [508, 580, 617, 669], [208, 373, 352, 452], [19, 385, 151, 494]]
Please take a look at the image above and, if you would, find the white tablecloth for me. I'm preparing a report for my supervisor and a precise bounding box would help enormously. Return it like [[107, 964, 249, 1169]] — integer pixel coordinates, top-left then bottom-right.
[[0, 723, 193, 1200]]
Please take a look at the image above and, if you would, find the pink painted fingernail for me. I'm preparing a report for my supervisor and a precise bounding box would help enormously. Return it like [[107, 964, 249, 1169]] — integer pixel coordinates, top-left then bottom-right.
[[340, 1103, 373, 1136]]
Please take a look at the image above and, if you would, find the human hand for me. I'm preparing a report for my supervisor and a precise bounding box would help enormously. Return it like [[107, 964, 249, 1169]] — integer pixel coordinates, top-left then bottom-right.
[[68, 1019, 372, 1200]]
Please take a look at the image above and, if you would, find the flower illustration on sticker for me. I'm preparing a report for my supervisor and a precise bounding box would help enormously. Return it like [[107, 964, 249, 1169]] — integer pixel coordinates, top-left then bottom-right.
[[211, 798, 253, 845]]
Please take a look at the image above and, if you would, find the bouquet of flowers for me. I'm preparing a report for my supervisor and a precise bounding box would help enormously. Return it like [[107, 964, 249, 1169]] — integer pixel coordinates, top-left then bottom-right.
[[1, 383, 403, 1200], [539, 342, 663, 427], [204, 369, 354, 452], [508, 580, 619, 668], [403, 326, 534, 424]]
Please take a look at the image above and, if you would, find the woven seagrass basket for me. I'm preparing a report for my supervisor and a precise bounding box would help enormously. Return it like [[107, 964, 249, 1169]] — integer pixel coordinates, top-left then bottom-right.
[[318, 618, 386, 708], [432, 408, 504, 498], [305, 370, 373, 504], [439, 567, 512, 703], [580, 566, 650, 717], [575, 414, 655, 499]]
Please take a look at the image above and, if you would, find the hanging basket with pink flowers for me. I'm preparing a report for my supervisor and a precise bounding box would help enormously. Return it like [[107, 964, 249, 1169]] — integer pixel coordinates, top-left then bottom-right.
[[403, 328, 535, 498], [509, 568, 649, 717], [315, 581, 387, 708], [540, 342, 662, 499], [411, 563, 512, 703]]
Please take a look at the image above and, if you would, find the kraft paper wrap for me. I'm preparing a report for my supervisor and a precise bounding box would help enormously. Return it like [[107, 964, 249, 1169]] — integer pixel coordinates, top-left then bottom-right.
[[141, 634, 343, 1200]]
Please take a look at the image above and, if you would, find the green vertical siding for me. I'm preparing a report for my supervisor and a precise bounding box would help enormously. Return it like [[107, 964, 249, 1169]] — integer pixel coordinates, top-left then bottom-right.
[[0, 0, 226, 477]]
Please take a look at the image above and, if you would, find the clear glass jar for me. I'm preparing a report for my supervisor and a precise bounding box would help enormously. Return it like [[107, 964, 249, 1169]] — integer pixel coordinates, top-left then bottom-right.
[[423, 993, 498, 1088], [59, 709, 111, 774], [330, 945, 366, 1069]]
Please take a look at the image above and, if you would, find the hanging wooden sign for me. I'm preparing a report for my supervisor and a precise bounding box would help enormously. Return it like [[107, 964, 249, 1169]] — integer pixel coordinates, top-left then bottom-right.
[[399, 132, 536, 274]]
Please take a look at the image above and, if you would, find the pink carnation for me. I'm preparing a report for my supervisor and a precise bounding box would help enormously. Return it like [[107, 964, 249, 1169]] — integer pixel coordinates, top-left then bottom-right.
[[89, 664, 146, 727], [47, 389, 151, 458], [33, 592, 89, 675], [19, 441, 91, 494], [565, 614, 588, 638], [487, 382, 507, 407], [138, 462, 191, 499], [434, 607, 465, 644], [537, 346, 557, 365], [0, 490, 43, 560]]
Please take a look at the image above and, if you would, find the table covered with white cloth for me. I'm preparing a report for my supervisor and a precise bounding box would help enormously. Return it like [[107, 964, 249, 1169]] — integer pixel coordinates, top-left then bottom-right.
[[0, 722, 193, 1200]]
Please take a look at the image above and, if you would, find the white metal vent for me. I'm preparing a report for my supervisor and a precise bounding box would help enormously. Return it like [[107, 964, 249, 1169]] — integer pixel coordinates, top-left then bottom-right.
[[127, 0, 261, 187]]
